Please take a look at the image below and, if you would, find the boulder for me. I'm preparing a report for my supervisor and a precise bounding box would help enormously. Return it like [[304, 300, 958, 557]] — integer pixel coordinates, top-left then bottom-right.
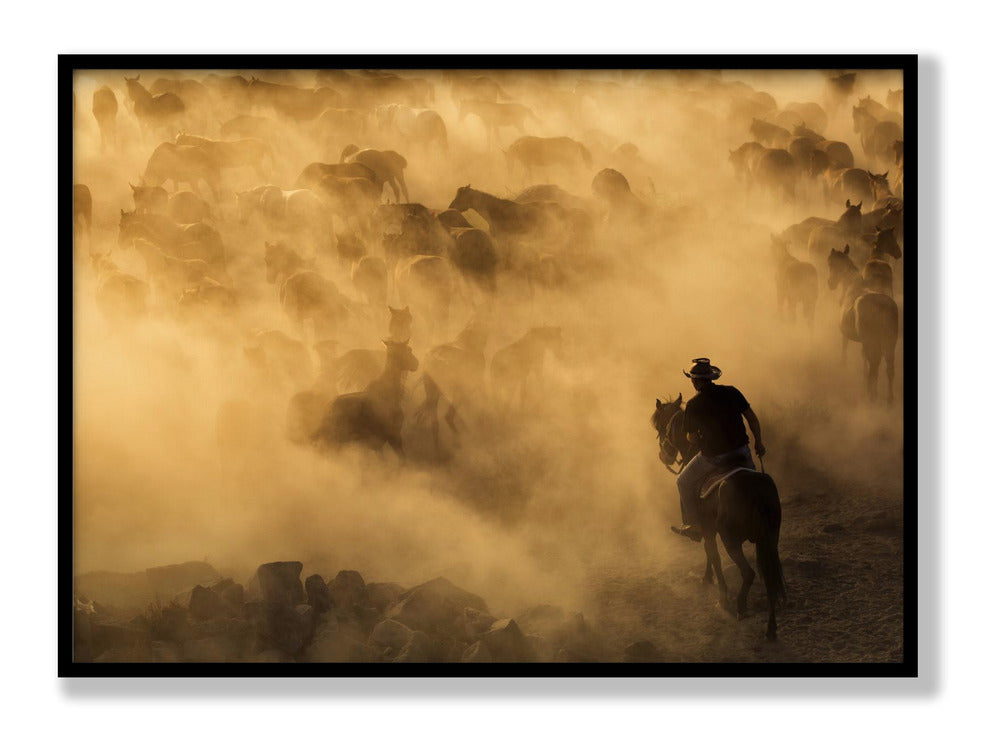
[[455, 607, 496, 641], [305, 574, 332, 613], [219, 582, 244, 611], [481, 618, 532, 662], [146, 561, 220, 599], [151, 640, 182, 663], [189, 585, 226, 621], [149, 603, 193, 643], [371, 619, 413, 651], [74, 571, 152, 612], [525, 634, 555, 662], [393, 630, 433, 662], [516, 604, 565, 638], [387, 577, 489, 635], [366, 582, 405, 613], [461, 640, 492, 663], [623, 640, 665, 663], [328, 570, 367, 611], [88, 620, 152, 662], [305, 616, 376, 662], [248, 562, 304, 606], [245, 600, 314, 655]]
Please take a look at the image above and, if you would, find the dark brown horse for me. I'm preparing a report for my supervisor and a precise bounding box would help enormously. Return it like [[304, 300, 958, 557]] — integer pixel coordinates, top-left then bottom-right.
[[828, 245, 899, 403], [651, 397, 786, 640], [311, 340, 420, 458]]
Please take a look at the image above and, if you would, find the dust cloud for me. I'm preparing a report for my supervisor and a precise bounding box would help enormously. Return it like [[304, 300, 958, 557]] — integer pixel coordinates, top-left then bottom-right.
[[72, 67, 904, 620]]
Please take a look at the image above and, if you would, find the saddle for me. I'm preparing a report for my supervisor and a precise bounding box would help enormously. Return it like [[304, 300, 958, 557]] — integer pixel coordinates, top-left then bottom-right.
[[698, 461, 755, 500]]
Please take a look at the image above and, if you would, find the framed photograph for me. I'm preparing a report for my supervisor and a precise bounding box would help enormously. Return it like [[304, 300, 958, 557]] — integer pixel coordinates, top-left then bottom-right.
[[62, 54, 915, 676]]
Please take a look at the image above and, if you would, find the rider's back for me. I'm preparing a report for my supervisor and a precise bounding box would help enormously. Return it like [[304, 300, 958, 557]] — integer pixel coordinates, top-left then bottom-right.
[[683, 383, 750, 457]]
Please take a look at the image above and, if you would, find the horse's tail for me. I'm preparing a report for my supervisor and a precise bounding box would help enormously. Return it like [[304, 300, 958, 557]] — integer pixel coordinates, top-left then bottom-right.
[[753, 474, 787, 604]]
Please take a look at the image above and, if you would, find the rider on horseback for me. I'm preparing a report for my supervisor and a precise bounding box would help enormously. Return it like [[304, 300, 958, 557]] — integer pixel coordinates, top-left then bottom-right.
[[671, 358, 766, 543]]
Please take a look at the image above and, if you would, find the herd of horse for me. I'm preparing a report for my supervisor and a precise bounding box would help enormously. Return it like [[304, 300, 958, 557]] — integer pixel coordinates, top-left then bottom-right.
[[73, 68, 904, 643]]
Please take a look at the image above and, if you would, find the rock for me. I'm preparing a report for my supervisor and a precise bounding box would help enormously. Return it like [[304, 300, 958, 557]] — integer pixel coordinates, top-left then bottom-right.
[[250, 649, 295, 663], [366, 582, 405, 613], [248, 562, 304, 606], [74, 571, 152, 612], [305, 616, 373, 662], [394, 630, 433, 662], [387, 577, 489, 635], [89, 620, 152, 662], [461, 640, 492, 663], [245, 600, 314, 655], [371, 619, 413, 651], [149, 603, 193, 643], [305, 574, 332, 613], [219, 582, 244, 611], [455, 607, 496, 641], [151, 640, 182, 663], [189, 585, 226, 621], [328, 570, 367, 611], [146, 561, 220, 599], [182, 636, 234, 662], [525, 634, 555, 662], [516, 604, 565, 638], [481, 618, 532, 662], [624, 640, 664, 663]]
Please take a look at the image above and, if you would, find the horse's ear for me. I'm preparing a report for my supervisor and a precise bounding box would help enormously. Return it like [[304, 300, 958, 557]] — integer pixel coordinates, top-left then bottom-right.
[[382, 339, 389, 347], [845, 199, 851, 208], [675, 393, 683, 405], [120, 208, 125, 216], [403, 305, 410, 314], [844, 244, 850, 254], [882, 171, 888, 178], [656, 399, 662, 408], [129, 182, 137, 191]]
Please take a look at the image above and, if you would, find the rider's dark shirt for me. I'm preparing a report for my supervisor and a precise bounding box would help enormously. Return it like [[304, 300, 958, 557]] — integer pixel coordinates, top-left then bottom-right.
[[683, 383, 750, 457]]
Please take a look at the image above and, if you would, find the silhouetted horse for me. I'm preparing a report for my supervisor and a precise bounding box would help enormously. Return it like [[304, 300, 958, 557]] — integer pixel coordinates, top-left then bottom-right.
[[651, 396, 786, 640], [490, 326, 562, 409], [125, 75, 185, 137], [828, 245, 899, 404], [312, 340, 419, 458], [771, 235, 818, 326]]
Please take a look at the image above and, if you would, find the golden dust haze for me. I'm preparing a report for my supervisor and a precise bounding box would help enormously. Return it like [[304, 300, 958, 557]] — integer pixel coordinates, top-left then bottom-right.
[[72, 68, 904, 655]]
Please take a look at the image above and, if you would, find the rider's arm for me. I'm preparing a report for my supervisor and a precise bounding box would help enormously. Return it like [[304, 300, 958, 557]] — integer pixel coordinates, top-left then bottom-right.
[[743, 406, 766, 456]]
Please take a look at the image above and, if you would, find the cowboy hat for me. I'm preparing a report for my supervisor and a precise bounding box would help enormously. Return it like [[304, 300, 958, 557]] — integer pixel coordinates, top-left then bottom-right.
[[683, 357, 721, 380]]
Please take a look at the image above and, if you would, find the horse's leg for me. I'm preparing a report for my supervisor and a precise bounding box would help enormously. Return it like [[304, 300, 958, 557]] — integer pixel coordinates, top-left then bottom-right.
[[864, 340, 881, 402], [885, 341, 896, 407], [703, 559, 714, 586], [722, 537, 755, 620], [703, 532, 727, 609]]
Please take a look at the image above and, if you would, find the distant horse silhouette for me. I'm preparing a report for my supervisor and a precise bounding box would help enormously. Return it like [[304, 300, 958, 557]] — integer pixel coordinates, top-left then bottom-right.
[[771, 234, 817, 326], [490, 326, 563, 409], [125, 75, 185, 137], [651, 396, 786, 640], [91, 86, 118, 151], [828, 245, 899, 404], [311, 340, 419, 458]]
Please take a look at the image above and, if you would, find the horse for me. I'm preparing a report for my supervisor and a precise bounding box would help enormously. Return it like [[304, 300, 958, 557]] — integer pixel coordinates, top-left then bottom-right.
[[458, 99, 537, 146], [828, 245, 899, 404], [340, 147, 409, 203], [124, 75, 186, 137], [651, 396, 786, 641], [504, 136, 592, 180], [861, 228, 902, 297], [142, 143, 221, 201], [91, 86, 118, 151], [73, 184, 92, 247], [310, 340, 420, 459], [175, 134, 273, 180], [490, 326, 563, 409], [118, 210, 226, 267], [771, 234, 818, 326]]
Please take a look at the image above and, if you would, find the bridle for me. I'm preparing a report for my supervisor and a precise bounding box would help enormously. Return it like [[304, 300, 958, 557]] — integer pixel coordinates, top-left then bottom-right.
[[656, 409, 690, 476]]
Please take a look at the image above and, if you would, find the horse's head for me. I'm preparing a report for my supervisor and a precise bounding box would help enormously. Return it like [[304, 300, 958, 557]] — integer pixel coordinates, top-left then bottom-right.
[[652, 395, 686, 466], [117, 209, 140, 245], [873, 227, 902, 259], [770, 233, 791, 260], [827, 244, 855, 290], [449, 184, 473, 211], [868, 170, 894, 198], [264, 241, 292, 284], [384, 339, 419, 372], [809, 148, 831, 177]]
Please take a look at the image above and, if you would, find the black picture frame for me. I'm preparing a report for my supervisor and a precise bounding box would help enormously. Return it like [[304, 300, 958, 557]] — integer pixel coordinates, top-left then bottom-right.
[[60, 53, 918, 678]]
